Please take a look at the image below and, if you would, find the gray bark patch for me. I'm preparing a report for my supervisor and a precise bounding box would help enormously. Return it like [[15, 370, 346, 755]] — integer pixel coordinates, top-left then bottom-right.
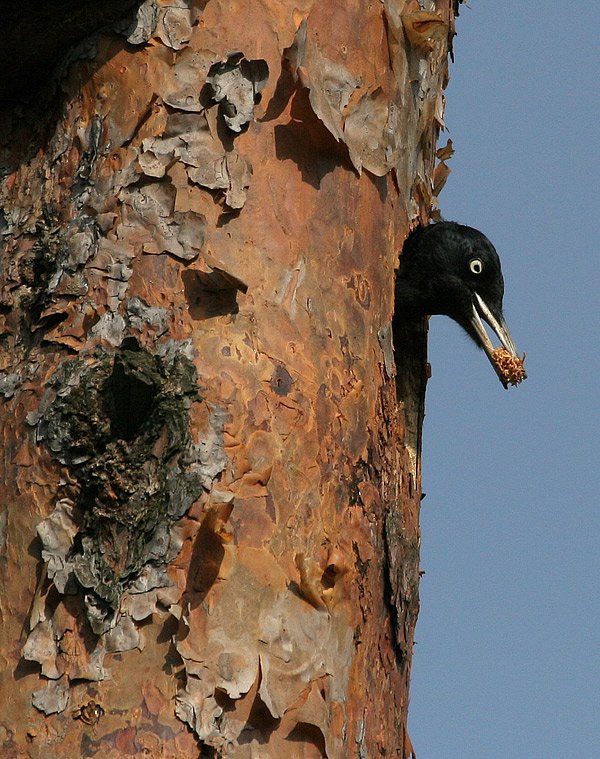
[[31, 339, 211, 633], [206, 53, 269, 133]]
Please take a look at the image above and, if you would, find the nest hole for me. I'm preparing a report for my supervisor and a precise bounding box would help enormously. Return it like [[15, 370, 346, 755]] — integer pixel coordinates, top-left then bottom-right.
[[103, 342, 159, 441]]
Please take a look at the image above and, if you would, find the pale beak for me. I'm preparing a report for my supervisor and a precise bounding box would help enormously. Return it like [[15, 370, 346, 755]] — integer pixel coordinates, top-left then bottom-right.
[[471, 292, 525, 387]]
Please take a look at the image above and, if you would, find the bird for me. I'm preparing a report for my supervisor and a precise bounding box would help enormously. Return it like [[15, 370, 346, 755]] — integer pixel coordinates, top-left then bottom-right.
[[395, 221, 525, 387]]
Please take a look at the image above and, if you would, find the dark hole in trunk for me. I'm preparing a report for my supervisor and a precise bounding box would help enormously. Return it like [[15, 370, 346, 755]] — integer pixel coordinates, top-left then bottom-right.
[[103, 348, 159, 441]]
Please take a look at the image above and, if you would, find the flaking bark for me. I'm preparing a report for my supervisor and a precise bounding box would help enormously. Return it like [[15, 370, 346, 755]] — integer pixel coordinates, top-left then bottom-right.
[[0, 1, 456, 756]]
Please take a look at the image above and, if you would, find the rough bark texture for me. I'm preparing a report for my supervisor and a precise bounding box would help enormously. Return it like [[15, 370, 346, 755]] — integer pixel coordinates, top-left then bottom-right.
[[0, 1, 455, 756]]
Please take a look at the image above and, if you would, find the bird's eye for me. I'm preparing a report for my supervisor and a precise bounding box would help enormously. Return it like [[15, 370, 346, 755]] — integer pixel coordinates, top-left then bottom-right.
[[469, 258, 484, 275]]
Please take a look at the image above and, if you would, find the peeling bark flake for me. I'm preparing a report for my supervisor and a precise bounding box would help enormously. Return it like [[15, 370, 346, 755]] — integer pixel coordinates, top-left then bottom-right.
[[207, 53, 269, 133]]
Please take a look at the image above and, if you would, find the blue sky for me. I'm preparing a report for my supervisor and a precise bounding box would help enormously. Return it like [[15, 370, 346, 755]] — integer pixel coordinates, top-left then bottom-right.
[[409, 4, 600, 757]]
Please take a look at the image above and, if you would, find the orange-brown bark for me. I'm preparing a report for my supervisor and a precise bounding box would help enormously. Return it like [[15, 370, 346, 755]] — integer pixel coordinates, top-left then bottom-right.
[[0, 1, 455, 756]]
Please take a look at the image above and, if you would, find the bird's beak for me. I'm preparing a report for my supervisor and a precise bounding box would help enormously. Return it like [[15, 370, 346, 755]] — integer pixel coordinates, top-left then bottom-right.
[[471, 292, 524, 387]]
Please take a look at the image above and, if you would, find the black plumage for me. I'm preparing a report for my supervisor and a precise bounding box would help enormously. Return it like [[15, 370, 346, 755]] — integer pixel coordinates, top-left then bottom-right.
[[395, 221, 525, 387]]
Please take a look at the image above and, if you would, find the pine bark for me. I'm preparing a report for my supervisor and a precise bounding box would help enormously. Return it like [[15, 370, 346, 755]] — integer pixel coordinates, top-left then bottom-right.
[[0, 1, 456, 756]]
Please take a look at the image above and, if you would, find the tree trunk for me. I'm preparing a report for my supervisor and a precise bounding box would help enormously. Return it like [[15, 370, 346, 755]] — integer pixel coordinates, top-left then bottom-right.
[[0, 1, 456, 756]]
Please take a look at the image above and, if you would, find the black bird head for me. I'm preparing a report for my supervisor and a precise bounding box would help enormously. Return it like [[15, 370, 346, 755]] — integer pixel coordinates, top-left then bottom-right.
[[395, 221, 525, 387]]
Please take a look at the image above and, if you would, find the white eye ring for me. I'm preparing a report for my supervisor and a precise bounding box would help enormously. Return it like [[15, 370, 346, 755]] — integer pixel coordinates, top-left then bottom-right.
[[469, 258, 483, 275]]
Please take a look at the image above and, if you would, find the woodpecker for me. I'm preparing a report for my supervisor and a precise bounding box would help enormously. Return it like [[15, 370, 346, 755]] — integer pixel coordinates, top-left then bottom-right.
[[395, 221, 526, 387]]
